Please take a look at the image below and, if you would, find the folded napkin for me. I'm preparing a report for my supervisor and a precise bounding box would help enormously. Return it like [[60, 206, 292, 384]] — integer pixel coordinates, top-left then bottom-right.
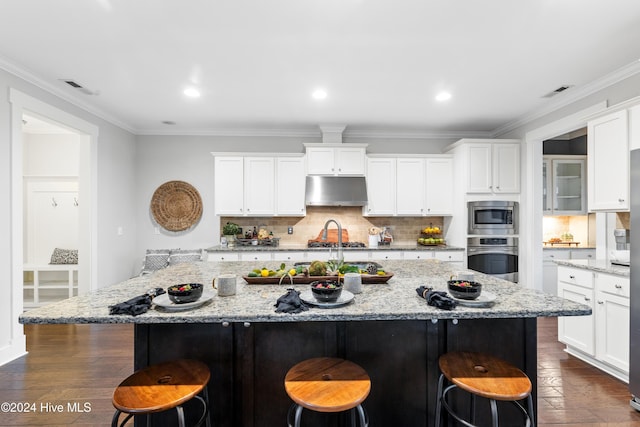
[[274, 288, 309, 314], [416, 286, 458, 311], [109, 288, 165, 316]]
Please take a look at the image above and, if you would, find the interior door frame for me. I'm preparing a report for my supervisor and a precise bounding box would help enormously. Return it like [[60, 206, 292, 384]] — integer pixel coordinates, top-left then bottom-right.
[[522, 101, 606, 291], [8, 89, 98, 360]]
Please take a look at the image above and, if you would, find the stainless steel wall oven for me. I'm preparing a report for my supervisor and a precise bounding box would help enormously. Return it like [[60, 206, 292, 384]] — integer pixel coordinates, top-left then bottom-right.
[[468, 200, 518, 235], [467, 237, 519, 283]]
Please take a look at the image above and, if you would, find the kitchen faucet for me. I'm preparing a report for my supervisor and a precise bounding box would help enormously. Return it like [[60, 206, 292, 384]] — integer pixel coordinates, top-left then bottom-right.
[[322, 219, 343, 266]]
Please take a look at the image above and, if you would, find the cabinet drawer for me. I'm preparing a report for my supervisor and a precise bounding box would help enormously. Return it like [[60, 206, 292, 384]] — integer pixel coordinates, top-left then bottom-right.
[[404, 251, 433, 260], [239, 252, 273, 262], [207, 252, 240, 262], [543, 250, 570, 262], [558, 266, 593, 288], [371, 251, 403, 260], [434, 251, 464, 263], [596, 273, 630, 298], [272, 252, 306, 262]]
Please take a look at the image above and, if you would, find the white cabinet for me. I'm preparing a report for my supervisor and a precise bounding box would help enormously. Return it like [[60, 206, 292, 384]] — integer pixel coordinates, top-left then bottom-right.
[[543, 156, 587, 215], [466, 142, 520, 194], [365, 157, 396, 215], [207, 252, 240, 262], [306, 145, 366, 175], [396, 158, 425, 215], [595, 273, 630, 373], [370, 251, 403, 261], [275, 156, 306, 216], [244, 157, 275, 215], [365, 155, 453, 217], [557, 266, 595, 355], [424, 158, 453, 214], [588, 110, 629, 211], [542, 250, 570, 294], [239, 252, 273, 262], [214, 156, 245, 215], [558, 265, 630, 381]]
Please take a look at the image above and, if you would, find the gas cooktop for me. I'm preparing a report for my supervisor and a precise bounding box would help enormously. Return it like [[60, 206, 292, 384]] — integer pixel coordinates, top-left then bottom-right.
[[307, 241, 367, 248]]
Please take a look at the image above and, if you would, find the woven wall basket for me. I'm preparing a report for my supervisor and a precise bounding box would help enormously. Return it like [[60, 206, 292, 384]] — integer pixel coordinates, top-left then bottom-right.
[[150, 181, 203, 232]]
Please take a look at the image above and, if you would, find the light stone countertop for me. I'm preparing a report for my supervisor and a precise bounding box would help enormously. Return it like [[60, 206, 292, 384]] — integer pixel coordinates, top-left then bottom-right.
[[206, 244, 465, 252], [554, 258, 630, 277], [20, 259, 591, 325]]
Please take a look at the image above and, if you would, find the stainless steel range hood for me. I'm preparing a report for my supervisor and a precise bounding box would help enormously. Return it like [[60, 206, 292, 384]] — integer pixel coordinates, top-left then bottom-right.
[[305, 176, 368, 206]]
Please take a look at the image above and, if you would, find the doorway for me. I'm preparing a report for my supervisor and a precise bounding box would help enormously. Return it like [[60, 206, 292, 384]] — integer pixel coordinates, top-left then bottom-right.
[[5, 89, 98, 364]]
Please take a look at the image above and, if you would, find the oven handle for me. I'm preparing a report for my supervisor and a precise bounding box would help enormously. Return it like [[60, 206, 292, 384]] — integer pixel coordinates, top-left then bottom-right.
[[468, 247, 518, 255]]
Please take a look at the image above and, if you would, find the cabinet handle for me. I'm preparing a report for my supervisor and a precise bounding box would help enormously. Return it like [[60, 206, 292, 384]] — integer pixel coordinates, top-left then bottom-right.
[[496, 185, 500, 190], [615, 284, 622, 289], [597, 301, 604, 305], [243, 322, 251, 328], [222, 321, 230, 327], [619, 198, 625, 203], [569, 275, 575, 279], [550, 255, 555, 258], [451, 319, 458, 325], [584, 297, 591, 301]]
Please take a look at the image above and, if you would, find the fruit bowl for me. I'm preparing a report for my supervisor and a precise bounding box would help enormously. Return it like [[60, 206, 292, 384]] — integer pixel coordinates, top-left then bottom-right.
[[167, 283, 204, 304], [447, 280, 482, 300], [310, 280, 343, 303]]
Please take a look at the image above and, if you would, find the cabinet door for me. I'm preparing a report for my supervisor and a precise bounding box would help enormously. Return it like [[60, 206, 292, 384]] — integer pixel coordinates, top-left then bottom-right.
[[214, 156, 244, 215], [493, 143, 520, 193], [595, 290, 629, 372], [336, 147, 366, 175], [466, 144, 493, 193], [396, 158, 425, 215], [425, 157, 453, 214], [365, 157, 396, 215], [306, 146, 335, 175], [244, 157, 275, 215], [588, 110, 629, 211], [557, 281, 595, 355], [553, 159, 586, 214], [275, 157, 306, 216]]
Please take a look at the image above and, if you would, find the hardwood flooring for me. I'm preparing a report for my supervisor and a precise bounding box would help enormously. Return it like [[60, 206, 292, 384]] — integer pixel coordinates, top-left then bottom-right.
[[0, 318, 638, 425]]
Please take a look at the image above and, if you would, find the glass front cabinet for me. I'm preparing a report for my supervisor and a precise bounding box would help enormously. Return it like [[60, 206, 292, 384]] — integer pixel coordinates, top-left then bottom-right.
[[543, 155, 587, 215]]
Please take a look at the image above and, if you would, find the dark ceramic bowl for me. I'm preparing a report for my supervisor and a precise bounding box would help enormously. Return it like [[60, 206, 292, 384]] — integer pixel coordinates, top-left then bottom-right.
[[310, 280, 343, 303], [167, 283, 204, 304], [447, 280, 482, 300]]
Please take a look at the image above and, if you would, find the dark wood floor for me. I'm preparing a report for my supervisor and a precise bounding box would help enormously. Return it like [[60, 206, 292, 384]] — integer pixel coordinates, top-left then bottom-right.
[[0, 318, 639, 426]]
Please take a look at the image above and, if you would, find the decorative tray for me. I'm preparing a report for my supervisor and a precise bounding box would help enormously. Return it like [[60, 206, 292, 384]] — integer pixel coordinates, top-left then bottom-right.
[[235, 238, 280, 247], [243, 273, 393, 285]]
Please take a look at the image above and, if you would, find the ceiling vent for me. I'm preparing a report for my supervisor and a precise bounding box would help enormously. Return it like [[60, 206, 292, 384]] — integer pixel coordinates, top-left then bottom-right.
[[60, 79, 98, 95], [542, 85, 573, 98]]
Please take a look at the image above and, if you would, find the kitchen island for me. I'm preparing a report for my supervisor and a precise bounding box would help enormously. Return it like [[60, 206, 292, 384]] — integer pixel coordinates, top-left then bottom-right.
[[20, 260, 590, 427]]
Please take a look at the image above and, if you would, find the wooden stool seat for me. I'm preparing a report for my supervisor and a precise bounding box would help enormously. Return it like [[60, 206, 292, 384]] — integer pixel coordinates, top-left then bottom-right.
[[112, 359, 211, 427], [285, 357, 370, 426], [439, 351, 532, 401], [435, 351, 534, 427]]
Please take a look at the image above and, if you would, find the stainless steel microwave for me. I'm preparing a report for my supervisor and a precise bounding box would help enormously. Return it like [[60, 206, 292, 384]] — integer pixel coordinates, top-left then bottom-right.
[[468, 201, 518, 235]]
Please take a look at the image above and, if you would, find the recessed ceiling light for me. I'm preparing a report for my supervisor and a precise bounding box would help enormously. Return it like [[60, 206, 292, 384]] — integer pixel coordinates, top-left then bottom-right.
[[312, 89, 328, 100], [183, 87, 201, 98], [435, 91, 452, 102]]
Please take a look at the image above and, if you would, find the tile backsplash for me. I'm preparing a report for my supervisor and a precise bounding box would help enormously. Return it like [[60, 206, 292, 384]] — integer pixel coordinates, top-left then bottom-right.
[[221, 207, 444, 246]]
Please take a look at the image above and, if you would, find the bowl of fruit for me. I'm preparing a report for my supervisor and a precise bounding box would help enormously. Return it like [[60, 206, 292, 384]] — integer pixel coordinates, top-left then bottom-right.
[[310, 280, 343, 303], [447, 280, 482, 300], [167, 283, 204, 304]]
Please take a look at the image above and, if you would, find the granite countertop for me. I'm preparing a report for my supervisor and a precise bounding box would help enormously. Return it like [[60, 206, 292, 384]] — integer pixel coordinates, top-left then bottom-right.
[[206, 244, 465, 252], [554, 258, 630, 276], [20, 260, 590, 325]]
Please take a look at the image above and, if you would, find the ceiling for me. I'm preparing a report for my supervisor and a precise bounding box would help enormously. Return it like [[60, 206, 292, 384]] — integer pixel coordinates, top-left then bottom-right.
[[2, 0, 640, 137]]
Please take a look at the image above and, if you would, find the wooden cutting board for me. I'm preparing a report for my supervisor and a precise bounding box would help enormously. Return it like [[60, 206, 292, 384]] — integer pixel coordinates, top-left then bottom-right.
[[308, 228, 350, 243]]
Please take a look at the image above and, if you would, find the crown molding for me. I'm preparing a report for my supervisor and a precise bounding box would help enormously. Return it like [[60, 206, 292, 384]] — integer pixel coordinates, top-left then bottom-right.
[[344, 129, 493, 140], [492, 60, 640, 137], [0, 54, 136, 134], [135, 127, 321, 138]]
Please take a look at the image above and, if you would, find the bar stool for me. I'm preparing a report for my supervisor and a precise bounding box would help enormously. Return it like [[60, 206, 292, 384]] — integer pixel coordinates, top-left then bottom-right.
[[435, 351, 534, 427], [284, 357, 370, 427], [111, 359, 211, 427]]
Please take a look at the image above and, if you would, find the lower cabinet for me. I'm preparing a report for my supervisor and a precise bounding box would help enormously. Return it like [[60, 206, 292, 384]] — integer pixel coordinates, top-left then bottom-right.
[[557, 266, 629, 381], [134, 318, 537, 427]]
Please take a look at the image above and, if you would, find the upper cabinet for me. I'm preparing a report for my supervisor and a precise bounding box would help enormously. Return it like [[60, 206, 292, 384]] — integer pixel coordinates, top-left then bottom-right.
[[364, 155, 453, 216], [214, 155, 305, 217], [588, 110, 629, 211], [305, 144, 366, 175], [446, 139, 520, 194], [275, 156, 306, 216], [543, 155, 587, 215]]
